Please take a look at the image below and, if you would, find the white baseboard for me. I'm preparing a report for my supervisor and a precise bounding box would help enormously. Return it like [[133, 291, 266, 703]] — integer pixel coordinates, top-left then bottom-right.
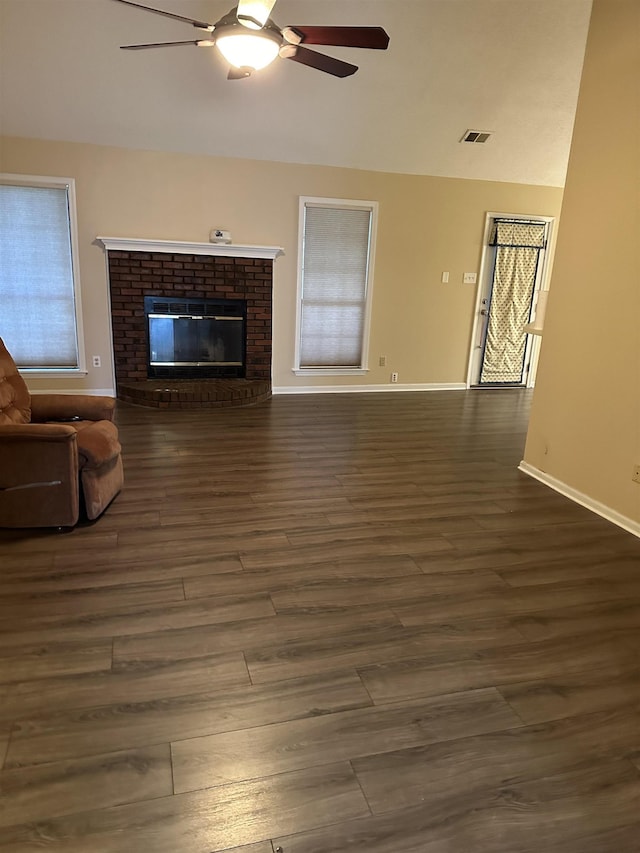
[[273, 382, 467, 395], [30, 388, 116, 396], [518, 460, 640, 539]]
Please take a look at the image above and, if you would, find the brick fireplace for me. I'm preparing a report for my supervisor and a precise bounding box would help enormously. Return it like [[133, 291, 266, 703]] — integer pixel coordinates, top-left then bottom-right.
[[98, 238, 283, 408]]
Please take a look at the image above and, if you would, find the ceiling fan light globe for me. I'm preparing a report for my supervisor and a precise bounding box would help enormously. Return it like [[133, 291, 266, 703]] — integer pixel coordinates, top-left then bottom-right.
[[216, 31, 280, 70]]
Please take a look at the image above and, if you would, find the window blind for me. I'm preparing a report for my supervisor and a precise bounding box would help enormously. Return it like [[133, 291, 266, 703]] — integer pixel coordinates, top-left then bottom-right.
[[299, 205, 372, 368], [0, 184, 79, 368]]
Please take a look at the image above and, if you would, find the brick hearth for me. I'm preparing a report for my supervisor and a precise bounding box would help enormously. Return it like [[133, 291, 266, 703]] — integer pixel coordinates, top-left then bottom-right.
[[101, 239, 282, 408], [117, 378, 272, 410]]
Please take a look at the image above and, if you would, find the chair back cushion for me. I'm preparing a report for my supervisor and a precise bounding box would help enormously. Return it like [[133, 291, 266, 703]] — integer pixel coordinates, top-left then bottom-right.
[[0, 338, 31, 425]]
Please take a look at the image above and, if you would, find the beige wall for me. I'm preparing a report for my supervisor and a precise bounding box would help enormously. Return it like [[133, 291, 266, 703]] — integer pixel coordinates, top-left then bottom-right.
[[524, 0, 640, 524], [0, 135, 562, 393]]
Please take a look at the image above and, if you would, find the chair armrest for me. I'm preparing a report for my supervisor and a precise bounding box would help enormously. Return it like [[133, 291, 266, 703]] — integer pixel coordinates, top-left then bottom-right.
[[76, 421, 121, 468], [30, 394, 117, 423], [0, 423, 77, 442], [0, 424, 77, 488], [0, 424, 79, 527]]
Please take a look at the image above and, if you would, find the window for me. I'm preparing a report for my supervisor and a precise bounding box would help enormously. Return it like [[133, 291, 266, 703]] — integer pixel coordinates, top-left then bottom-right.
[[0, 174, 84, 372], [295, 197, 377, 375]]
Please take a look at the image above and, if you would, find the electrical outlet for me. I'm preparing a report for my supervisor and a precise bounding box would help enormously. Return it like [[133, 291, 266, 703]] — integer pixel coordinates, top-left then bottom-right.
[[92, 355, 101, 368], [463, 272, 477, 285], [632, 465, 640, 484], [391, 372, 398, 383], [379, 356, 387, 367]]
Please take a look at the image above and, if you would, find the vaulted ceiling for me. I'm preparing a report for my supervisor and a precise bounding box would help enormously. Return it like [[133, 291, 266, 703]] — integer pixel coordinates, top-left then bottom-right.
[[0, 0, 592, 186]]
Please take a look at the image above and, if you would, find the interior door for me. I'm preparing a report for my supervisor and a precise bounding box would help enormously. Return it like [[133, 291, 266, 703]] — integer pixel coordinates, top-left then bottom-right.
[[469, 217, 549, 388]]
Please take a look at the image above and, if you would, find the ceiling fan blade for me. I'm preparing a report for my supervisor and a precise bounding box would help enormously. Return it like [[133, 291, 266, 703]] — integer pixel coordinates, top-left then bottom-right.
[[286, 46, 357, 78], [236, 0, 277, 30], [286, 25, 390, 50], [111, 0, 215, 32], [120, 39, 211, 49]]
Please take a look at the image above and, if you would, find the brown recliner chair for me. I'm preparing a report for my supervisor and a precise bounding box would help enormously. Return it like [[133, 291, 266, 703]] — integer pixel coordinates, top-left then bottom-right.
[[0, 337, 124, 528]]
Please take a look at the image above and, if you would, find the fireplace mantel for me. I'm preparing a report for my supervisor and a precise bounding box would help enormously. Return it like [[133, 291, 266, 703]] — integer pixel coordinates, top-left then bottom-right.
[[97, 236, 284, 260]]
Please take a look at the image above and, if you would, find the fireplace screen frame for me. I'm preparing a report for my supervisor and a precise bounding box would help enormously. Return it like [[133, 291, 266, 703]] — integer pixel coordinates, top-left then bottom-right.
[[144, 295, 247, 379]]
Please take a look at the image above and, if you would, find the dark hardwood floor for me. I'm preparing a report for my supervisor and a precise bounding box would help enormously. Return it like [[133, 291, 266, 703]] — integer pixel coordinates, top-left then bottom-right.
[[1, 389, 639, 852]]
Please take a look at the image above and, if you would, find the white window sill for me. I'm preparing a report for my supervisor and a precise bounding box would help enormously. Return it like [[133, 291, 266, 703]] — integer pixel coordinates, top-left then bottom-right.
[[20, 369, 89, 378], [293, 368, 370, 377]]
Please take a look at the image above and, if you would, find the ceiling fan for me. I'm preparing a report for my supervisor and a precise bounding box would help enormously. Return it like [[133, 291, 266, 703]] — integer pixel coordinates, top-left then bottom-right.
[[112, 0, 390, 79]]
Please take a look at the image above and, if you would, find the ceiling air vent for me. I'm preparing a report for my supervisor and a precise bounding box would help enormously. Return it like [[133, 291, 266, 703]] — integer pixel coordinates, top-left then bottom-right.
[[461, 129, 492, 143]]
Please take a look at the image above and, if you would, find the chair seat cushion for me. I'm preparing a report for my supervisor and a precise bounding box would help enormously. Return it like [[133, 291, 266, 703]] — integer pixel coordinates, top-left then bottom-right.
[[74, 420, 121, 469], [31, 394, 116, 423]]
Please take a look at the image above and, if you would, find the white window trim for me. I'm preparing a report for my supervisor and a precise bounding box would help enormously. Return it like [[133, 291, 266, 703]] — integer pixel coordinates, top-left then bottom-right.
[[293, 196, 378, 376], [293, 368, 371, 377], [0, 173, 87, 377]]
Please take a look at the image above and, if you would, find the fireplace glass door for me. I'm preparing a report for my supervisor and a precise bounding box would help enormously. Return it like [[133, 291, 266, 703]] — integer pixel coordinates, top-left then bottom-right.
[[145, 297, 246, 378]]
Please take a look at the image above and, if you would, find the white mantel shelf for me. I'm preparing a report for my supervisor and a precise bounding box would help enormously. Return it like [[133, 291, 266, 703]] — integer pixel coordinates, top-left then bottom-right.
[[97, 237, 284, 260]]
